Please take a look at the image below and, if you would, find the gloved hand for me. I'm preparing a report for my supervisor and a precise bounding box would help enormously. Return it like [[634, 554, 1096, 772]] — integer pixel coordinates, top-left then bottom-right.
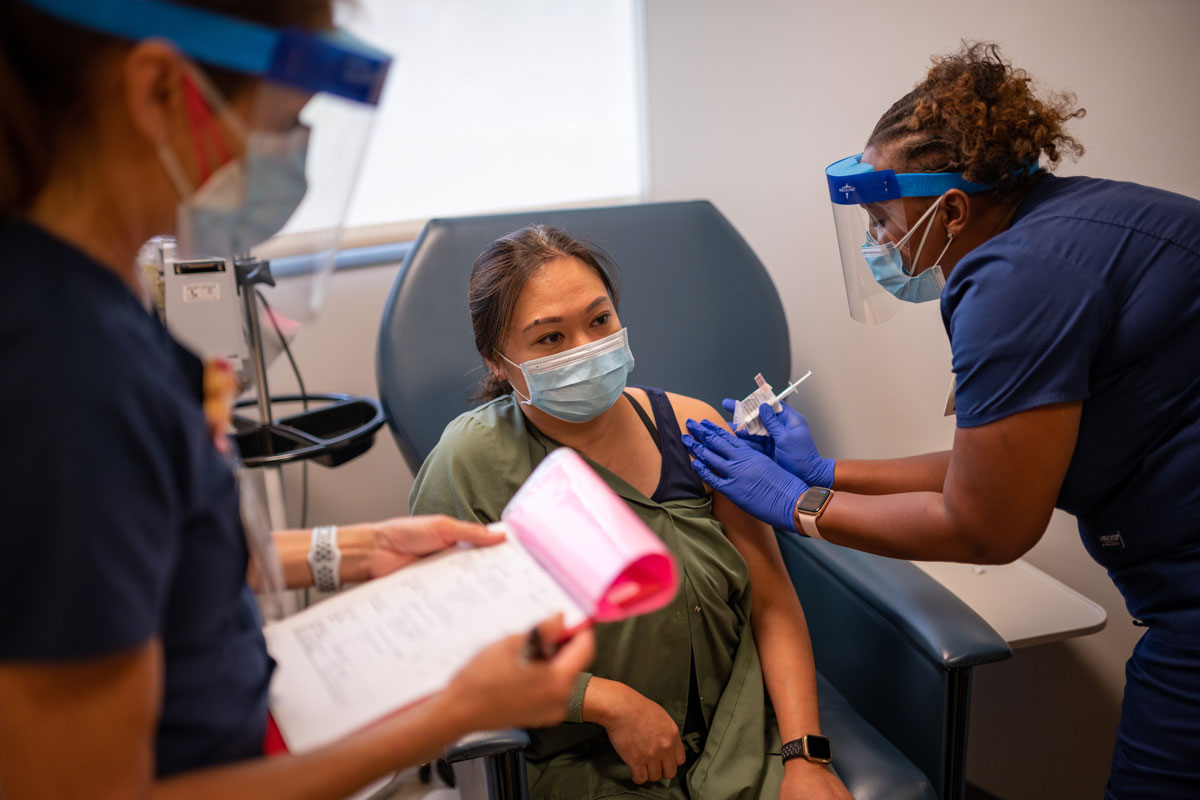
[[721, 399, 835, 488], [683, 419, 809, 533], [720, 398, 775, 459], [757, 402, 836, 488]]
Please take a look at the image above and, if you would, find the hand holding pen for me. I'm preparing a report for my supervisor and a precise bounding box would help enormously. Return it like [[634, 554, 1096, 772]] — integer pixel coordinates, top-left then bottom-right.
[[444, 613, 595, 730]]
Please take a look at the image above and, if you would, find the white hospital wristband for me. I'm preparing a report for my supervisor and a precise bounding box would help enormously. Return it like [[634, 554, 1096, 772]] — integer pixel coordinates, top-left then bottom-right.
[[307, 525, 341, 592]]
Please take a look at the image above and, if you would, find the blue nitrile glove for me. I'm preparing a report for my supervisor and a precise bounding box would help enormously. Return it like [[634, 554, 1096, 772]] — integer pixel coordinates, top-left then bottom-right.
[[682, 419, 809, 533], [756, 402, 836, 488], [720, 398, 775, 459], [720, 399, 836, 488]]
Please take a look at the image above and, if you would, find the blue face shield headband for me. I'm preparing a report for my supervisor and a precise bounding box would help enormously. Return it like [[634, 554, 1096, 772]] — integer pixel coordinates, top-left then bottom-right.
[[20, 0, 392, 106], [826, 153, 994, 206]]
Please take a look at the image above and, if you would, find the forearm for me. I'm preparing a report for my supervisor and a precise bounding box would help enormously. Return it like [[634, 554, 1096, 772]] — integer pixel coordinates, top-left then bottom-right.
[[714, 492, 822, 739], [580, 676, 633, 726], [152, 691, 473, 800], [270, 524, 379, 590], [819, 490, 1025, 563], [752, 592, 821, 741], [832, 450, 950, 495]]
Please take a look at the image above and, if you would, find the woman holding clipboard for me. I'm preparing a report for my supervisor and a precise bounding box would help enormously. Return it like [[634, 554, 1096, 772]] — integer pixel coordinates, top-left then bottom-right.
[[0, 1, 592, 797]]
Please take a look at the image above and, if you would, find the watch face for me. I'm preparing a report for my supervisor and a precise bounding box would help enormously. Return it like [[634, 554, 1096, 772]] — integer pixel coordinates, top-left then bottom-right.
[[805, 735, 832, 761], [797, 487, 832, 513]]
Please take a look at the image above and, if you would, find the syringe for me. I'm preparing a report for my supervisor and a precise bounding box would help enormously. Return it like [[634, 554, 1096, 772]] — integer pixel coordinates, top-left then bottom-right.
[[772, 370, 813, 404], [738, 370, 813, 429]]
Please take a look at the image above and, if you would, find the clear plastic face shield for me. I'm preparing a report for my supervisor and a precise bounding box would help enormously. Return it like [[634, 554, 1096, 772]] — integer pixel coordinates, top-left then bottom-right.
[[27, 0, 391, 328], [234, 29, 389, 327], [825, 153, 991, 325]]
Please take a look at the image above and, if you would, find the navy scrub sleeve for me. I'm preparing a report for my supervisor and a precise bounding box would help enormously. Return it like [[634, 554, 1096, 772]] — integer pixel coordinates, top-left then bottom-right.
[[0, 220, 274, 776], [941, 174, 1200, 799]]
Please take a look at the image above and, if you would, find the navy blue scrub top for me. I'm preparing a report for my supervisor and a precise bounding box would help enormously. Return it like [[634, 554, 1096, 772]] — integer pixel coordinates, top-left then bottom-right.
[[0, 220, 273, 775], [942, 174, 1200, 631]]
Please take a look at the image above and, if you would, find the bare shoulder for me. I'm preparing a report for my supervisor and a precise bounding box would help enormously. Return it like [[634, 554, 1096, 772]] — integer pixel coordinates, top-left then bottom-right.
[[623, 385, 651, 415], [664, 392, 731, 433]]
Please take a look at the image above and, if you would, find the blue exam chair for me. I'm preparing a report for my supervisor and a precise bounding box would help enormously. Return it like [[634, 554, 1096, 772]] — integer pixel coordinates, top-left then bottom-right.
[[376, 200, 1011, 800]]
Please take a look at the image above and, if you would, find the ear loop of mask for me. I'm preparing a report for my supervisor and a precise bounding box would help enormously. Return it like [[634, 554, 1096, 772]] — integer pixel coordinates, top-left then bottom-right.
[[904, 195, 955, 277], [183, 75, 223, 183], [498, 353, 532, 404]]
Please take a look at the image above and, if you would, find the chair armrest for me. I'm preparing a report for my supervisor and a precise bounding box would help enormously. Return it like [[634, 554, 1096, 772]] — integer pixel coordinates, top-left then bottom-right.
[[817, 674, 937, 800], [782, 534, 1011, 668], [778, 532, 1011, 799], [443, 728, 531, 763]]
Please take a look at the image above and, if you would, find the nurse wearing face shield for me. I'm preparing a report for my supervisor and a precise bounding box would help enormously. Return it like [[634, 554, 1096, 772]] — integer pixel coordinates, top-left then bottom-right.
[[0, 1, 593, 797], [684, 42, 1200, 798]]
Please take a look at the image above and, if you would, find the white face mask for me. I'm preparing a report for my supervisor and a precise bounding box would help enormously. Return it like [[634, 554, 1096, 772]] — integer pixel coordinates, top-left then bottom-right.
[[156, 69, 311, 259]]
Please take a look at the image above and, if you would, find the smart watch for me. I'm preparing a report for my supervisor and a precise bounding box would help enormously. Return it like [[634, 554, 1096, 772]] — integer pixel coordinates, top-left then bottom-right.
[[780, 734, 833, 765], [792, 486, 833, 539]]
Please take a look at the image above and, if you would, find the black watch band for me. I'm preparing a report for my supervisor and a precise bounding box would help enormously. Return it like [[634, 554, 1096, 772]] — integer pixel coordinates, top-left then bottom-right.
[[780, 734, 833, 765]]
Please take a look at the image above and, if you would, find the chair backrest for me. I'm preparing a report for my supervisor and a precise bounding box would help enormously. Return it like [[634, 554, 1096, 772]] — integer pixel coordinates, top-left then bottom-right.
[[377, 200, 791, 472]]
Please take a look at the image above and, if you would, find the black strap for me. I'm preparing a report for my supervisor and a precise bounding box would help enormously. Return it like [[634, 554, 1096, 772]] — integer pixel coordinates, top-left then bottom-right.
[[623, 391, 661, 451]]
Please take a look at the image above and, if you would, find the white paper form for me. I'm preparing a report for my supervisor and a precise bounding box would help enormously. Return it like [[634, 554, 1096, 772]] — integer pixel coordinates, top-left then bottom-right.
[[263, 537, 587, 753]]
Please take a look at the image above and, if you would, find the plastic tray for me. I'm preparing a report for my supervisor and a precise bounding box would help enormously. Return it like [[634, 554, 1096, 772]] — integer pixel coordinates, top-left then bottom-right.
[[233, 393, 385, 468]]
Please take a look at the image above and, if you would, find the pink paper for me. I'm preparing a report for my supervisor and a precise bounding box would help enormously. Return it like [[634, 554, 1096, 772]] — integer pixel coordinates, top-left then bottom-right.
[[502, 448, 679, 622]]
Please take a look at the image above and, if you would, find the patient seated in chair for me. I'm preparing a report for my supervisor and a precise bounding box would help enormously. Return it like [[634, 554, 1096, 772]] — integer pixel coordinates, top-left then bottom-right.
[[410, 226, 850, 800]]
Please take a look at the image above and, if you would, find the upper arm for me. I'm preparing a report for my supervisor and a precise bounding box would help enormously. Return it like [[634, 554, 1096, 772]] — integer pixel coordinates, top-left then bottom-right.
[[944, 402, 1081, 562], [0, 362, 174, 794], [946, 246, 1110, 428], [667, 392, 730, 437], [666, 392, 728, 496], [0, 642, 161, 799], [668, 394, 795, 590], [2, 356, 176, 660], [940, 247, 1103, 561]]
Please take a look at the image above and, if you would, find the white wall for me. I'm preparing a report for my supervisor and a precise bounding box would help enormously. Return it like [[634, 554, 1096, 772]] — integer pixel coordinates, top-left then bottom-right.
[[641, 0, 1200, 797]]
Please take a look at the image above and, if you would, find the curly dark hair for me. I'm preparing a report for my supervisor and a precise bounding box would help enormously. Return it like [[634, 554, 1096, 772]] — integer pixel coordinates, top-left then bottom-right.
[[867, 41, 1086, 195], [469, 225, 621, 402]]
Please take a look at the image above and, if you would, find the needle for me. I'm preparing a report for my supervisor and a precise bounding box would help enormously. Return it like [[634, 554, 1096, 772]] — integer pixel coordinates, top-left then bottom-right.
[[772, 370, 813, 403]]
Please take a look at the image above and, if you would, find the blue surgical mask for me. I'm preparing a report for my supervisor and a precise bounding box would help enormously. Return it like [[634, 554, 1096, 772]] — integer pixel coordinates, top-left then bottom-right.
[[862, 195, 954, 303], [161, 125, 311, 259], [501, 328, 635, 423]]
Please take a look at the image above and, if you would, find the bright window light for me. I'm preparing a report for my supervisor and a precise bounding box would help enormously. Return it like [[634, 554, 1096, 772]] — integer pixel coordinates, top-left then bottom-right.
[[284, 0, 644, 235]]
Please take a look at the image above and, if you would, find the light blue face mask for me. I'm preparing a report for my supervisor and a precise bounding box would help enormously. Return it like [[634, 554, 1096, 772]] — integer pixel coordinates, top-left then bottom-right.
[[502, 328, 635, 423], [861, 195, 954, 303]]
